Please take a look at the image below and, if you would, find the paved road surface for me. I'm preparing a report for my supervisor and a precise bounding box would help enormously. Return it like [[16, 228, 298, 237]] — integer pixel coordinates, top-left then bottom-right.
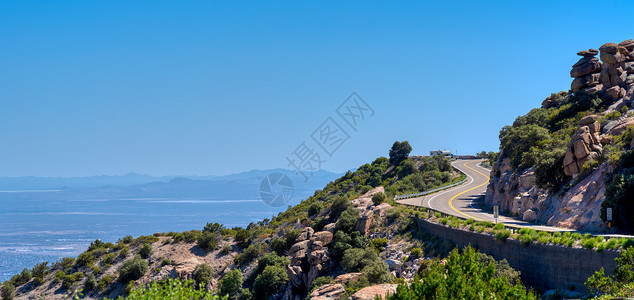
[[397, 159, 574, 232]]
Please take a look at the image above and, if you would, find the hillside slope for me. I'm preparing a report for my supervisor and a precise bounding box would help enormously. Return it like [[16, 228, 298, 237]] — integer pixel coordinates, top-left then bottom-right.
[[486, 39, 634, 232]]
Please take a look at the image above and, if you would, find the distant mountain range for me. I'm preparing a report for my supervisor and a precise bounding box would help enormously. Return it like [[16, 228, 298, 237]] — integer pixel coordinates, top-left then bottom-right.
[[0, 169, 343, 201]]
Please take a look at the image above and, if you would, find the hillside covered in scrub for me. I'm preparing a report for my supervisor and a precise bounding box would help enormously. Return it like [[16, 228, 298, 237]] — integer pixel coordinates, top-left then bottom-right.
[[0, 142, 539, 300], [486, 40, 634, 233]]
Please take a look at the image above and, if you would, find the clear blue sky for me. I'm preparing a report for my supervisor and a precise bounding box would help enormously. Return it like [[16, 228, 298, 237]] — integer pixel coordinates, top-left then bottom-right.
[[1, 1, 633, 177]]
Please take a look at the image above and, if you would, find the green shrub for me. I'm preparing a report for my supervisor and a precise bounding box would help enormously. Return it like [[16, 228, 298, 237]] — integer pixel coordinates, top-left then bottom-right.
[[84, 273, 97, 291], [270, 237, 287, 256], [493, 223, 505, 230], [203, 222, 224, 233], [362, 259, 392, 284], [308, 276, 334, 293], [118, 256, 148, 282], [252, 265, 288, 299], [308, 202, 324, 217], [237, 288, 253, 300], [139, 243, 153, 259], [369, 238, 388, 253], [62, 271, 84, 289], [388, 246, 536, 299], [494, 229, 511, 241], [192, 264, 214, 287], [124, 279, 222, 299], [371, 192, 387, 206], [410, 248, 422, 258], [197, 232, 220, 252], [234, 229, 249, 246], [121, 235, 134, 244], [335, 207, 359, 233], [97, 274, 115, 292], [236, 243, 261, 266], [219, 269, 243, 299], [257, 253, 290, 274], [1, 283, 15, 300], [330, 196, 351, 218]]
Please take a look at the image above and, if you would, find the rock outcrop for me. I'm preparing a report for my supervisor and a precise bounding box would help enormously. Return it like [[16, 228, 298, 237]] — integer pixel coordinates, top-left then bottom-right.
[[309, 283, 346, 300], [286, 227, 334, 295], [350, 284, 398, 300], [563, 115, 603, 176], [570, 40, 634, 102]]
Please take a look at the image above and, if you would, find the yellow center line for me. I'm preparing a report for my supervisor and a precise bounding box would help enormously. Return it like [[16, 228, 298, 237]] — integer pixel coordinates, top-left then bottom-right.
[[447, 161, 490, 221]]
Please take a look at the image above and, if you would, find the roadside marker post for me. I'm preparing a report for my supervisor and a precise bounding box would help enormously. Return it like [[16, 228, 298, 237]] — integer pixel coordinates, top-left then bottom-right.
[[493, 205, 499, 224], [607, 207, 612, 230]]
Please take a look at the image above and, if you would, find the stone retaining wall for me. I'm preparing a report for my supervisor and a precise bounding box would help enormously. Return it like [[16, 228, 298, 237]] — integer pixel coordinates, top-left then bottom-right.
[[414, 217, 619, 292]]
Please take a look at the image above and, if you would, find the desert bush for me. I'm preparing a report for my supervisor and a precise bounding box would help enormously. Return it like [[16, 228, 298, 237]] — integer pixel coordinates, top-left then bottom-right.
[[371, 192, 387, 206], [236, 243, 261, 266], [252, 265, 288, 299], [256, 253, 290, 274], [118, 256, 148, 282], [369, 238, 388, 253], [270, 237, 287, 256], [121, 235, 134, 244], [97, 274, 115, 291], [308, 202, 324, 217], [329, 196, 351, 218], [335, 206, 359, 233], [410, 247, 422, 258], [308, 276, 334, 293], [1, 283, 15, 300], [197, 232, 220, 252], [192, 264, 214, 287], [219, 269, 243, 299], [139, 243, 153, 259], [84, 273, 97, 291], [62, 271, 84, 289], [124, 279, 222, 299]]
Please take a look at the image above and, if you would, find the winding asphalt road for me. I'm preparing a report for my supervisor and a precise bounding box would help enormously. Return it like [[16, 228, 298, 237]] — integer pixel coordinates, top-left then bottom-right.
[[396, 159, 572, 231]]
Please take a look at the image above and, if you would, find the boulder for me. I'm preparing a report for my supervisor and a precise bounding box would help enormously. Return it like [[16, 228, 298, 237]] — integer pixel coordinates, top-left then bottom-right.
[[606, 86, 625, 100], [356, 210, 374, 235], [289, 240, 311, 255], [306, 264, 322, 288], [579, 114, 598, 126], [323, 223, 336, 233], [522, 209, 538, 222], [170, 257, 200, 280], [334, 272, 362, 284], [350, 284, 398, 300], [308, 250, 329, 265], [600, 43, 619, 54], [577, 49, 599, 57], [571, 73, 600, 91], [570, 58, 601, 78], [584, 84, 604, 94], [296, 227, 314, 242], [309, 284, 346, 300], [311, 231, 333, 246], [287, 265, 304, 287], [599, 135, 613, 145], [384, 259, 402, 271]]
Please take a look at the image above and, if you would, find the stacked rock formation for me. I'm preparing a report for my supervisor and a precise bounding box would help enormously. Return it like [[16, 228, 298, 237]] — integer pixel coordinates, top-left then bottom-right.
[[570, 40, 634, 101], [286, 227, 333, 294], [570, 49, 602, 93], [564, 115, 602, 176]]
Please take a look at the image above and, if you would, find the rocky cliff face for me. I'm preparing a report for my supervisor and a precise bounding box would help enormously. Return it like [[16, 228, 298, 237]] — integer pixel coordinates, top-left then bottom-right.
[[487, 40, 634, 232]]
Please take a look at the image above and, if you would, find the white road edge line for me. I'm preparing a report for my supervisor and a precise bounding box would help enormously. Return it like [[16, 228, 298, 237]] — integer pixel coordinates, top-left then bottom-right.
[[427, 162, 474, 210]]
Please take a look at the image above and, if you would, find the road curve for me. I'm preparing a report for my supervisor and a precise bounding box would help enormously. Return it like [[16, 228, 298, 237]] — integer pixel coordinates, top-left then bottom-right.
[[397, 159, 572, 231]]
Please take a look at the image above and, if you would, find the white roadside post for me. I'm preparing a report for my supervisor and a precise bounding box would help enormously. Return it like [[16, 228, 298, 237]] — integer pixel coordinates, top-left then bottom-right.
[[607, 207, 613, 231], [493, 205, 499, 224]]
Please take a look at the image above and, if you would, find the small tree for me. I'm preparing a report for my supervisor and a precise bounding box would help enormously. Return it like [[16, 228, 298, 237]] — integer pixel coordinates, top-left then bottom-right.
[[219, 269, 243, 299], [308, 202, 324, 217], [335, 207, 359, 233], [118, 256, 148, 282], [139, 243, 153, 259], [192, 264, 214, 288], [1, 283, 15, 300], [389, 141, 412, 166], [197, 232, 220, 252], [372, 192, 387, 206], [253, 265, 288, 299]]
